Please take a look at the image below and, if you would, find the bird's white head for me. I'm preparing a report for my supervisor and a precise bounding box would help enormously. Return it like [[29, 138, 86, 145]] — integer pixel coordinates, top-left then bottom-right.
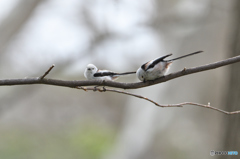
[[136, 67, 145, 82], [86, 64, 98, 73], [84, 64, 98, 79]]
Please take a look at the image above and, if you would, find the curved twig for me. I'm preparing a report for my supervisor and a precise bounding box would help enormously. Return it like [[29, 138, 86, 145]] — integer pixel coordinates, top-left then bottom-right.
[[76, 86, 182, 108], [76, 87, 240, 115]]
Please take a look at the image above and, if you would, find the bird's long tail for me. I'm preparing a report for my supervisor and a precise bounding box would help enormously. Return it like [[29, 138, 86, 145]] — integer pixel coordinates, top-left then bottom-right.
[[94, 71, 136, 77], [168, 51, 203, 61], [115, 71, 136, 76]]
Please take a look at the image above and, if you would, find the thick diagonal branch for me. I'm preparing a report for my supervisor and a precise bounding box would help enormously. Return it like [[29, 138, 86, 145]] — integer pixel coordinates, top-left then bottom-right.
[[0, 55, 240, 89]]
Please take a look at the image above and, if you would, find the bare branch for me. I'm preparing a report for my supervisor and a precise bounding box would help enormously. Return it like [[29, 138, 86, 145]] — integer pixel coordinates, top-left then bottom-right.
[[76, 86, 182, 108], [39, 64, 55, 79], [162, 102, 240, 115], [0, 55, 240, 89], [76, 87, 240, 115], [0, 55, 240, 115]]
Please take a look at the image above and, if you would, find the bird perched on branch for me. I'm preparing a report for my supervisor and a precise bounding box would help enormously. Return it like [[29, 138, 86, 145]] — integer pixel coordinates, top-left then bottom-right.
[[136, 51, 203, 82], [84, 64, 136, 81]]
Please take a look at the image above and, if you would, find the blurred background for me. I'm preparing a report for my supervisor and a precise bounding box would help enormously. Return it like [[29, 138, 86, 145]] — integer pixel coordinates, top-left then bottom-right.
[[0, 0, 239, 159]]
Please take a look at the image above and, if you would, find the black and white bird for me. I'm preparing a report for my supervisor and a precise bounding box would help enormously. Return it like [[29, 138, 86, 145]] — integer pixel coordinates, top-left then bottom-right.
[[84, 64, 136, 81], [136, 51, 203, 82]]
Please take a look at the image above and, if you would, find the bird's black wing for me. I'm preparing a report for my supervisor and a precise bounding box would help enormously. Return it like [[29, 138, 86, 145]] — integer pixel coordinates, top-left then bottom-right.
[[94, 71, 136, 77], [143, 54, 172, 71], [93, 71, 115, 77]]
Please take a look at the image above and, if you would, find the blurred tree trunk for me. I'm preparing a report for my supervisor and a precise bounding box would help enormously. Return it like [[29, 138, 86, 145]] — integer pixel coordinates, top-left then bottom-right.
[[0, 0, 43, 54], [220, 0, 240, 157]]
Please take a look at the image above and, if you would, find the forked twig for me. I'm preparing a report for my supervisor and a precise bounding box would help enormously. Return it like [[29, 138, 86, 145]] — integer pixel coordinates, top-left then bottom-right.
[[76, 86, 240, 115], [76, 86, 182, 108]]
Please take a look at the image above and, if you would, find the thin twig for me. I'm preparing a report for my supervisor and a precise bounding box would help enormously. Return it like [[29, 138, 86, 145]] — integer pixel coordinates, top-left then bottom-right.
[[39, 64, 55, 79], [76, 86, 182, 108], [76, 87, 240, 115], [161, 102, 240, 115]]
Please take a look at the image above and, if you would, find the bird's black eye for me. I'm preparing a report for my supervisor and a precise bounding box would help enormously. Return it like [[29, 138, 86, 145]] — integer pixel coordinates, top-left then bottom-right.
[[88, 68, 91, 70], [142, 76, 144, 78]]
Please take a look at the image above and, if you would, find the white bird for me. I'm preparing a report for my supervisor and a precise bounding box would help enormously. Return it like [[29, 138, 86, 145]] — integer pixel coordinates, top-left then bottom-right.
[[136, 51, 203, 82], [84, 64, 136, 81]]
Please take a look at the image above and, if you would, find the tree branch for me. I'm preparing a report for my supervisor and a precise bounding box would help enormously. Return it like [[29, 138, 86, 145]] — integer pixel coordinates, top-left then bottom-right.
[[76, 87, 240, 115], [1, 55, 240, 114], [0, 55, 240, 89]]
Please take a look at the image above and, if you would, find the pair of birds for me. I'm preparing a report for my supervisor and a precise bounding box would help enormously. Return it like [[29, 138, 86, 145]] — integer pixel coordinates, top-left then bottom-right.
[[84, 51, 203, 82]]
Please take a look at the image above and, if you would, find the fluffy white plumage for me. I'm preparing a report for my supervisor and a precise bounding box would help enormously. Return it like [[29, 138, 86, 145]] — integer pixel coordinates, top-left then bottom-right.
[[84, 64, 117, 80], [84, 64, 135, 81], [137, 60, 172, 82], [137, 51, 203, 82]]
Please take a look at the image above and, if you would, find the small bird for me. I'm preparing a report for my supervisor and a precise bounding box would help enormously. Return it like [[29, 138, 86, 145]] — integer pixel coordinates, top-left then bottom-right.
[[84, 64, 136, 81], [136, 51, 203, 82]]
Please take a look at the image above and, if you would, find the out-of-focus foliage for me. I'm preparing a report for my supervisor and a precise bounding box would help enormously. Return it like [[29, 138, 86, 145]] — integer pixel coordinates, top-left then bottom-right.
[[0, 122, 115, 159]]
